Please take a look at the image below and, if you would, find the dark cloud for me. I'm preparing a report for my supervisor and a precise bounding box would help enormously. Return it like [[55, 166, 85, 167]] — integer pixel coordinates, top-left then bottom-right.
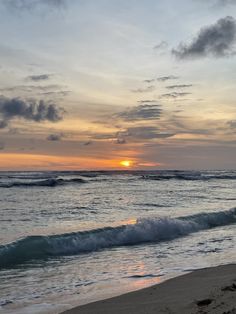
[[4, 0, 66, 11], [131, 86, 155, 93], [166, 84, 193, 89], [47, 133, 63, 141], [117, 104, 162, 121], [156, 76, 179, 82], [160, 92, 191, 99], [27, 74, 51, 81], [0, 97, 64, 127], [172, 16, 236, 59]]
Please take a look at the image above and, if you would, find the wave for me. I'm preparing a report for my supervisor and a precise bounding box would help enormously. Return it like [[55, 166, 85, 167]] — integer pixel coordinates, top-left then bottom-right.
[[142, 172, 236, 181], [0, 177, 86, 188], [0, 208, 235, 268]]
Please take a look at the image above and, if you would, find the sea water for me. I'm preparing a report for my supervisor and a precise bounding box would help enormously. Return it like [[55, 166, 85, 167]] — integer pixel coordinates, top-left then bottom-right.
[[0, 170, 235, 313]]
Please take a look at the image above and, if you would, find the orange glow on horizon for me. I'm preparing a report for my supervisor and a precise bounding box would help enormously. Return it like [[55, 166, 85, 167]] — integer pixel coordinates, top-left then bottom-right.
[[0, 153, 136, 170], [0, 153, 163, 170]]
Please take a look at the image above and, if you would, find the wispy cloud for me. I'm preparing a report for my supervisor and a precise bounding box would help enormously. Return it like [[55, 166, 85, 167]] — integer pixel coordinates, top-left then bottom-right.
[[27, 74, 51, 81], [123, 126, 174, 140], [0, 84, 65, 93], [4, 0, 67, 11], [227, 120, 236, 128], [172, 16, 236, 59], [160, 92, 191, 99], [166, 84, 193, 89], [116, 104, 162, 121], [153, 41, 168, 51], [156, 75, 179, 82], [143, 79, 155, 84], [131, 86, 155, 93]]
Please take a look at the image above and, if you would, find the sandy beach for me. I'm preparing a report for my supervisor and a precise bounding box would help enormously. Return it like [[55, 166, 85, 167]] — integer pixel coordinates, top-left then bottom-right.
[[61, 264, 236, 314]]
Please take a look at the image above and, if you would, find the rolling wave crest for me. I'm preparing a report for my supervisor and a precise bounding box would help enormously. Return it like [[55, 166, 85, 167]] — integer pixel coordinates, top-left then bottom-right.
[[0, 208, 235, 268]]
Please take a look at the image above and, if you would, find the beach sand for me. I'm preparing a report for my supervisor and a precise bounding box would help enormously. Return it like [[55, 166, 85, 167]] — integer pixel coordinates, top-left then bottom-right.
[[61, 264, 236, 314]]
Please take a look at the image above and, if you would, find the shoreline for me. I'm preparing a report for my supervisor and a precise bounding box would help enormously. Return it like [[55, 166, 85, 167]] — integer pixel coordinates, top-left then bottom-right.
[[60, 264, 236, 314]]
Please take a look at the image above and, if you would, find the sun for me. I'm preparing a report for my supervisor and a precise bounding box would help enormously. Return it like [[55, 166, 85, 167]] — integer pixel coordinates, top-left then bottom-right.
[[120, 160, 132, 168]]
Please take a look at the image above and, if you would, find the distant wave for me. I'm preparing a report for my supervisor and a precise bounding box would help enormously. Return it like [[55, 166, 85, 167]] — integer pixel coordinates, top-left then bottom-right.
[[0, 208, 235, 268], [0, 177, 86, 188], [142, 173, 236, 181]]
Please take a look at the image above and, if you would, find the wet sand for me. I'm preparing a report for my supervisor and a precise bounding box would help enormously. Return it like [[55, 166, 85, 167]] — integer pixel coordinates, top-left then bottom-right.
[[61, 264, 236, 314]]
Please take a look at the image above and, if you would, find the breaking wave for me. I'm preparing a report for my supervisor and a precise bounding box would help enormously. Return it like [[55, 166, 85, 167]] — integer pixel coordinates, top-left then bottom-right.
[[0, 177, 86, 188], [0, 208, 235, 268]]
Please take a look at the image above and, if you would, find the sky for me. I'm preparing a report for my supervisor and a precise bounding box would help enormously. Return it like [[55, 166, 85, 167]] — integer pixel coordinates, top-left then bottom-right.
[[0, 0, 235, 170]]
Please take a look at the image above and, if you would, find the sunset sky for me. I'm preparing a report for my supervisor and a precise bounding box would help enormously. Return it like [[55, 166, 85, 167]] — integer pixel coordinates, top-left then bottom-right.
[[0, 0, 235, 170]]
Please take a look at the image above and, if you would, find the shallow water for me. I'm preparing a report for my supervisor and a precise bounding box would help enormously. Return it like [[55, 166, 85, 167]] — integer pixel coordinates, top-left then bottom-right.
[[0, 170, 235, 313]]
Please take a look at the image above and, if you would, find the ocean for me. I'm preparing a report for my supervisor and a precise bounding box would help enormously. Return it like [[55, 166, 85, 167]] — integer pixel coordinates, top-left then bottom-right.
[[0, 170, 235, 314]]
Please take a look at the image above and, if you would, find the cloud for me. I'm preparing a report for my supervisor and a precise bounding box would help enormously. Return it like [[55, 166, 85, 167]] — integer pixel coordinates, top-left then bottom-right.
[[0, 120, 8, 128], [217, 0, 236, 6], [4, 0, 66, 11], [156, 75, 179, 82], [47, 133, 64, 141], [137, 100, 157, 103], [172, 16, 236, 59], [27, 74, 51, 81], [166, 84, 193, 89], [0, 84, 66, 94], [120, 126, 174, 140], [84, 141, 93, 146], [227, 120, 236, 128], [116, 137, 126, 144], [0, 97, 64, 127], [160, 92, 191, 99], [117, 104, 162, 121], [131, 86, 155, 93], [153, 41, 168, 50], [0, 142, 5, 150], [143, 79, 155, 84]]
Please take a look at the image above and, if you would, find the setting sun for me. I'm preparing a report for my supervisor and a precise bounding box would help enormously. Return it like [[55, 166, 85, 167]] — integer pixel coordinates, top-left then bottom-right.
[[120, 160, 132, 167]]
